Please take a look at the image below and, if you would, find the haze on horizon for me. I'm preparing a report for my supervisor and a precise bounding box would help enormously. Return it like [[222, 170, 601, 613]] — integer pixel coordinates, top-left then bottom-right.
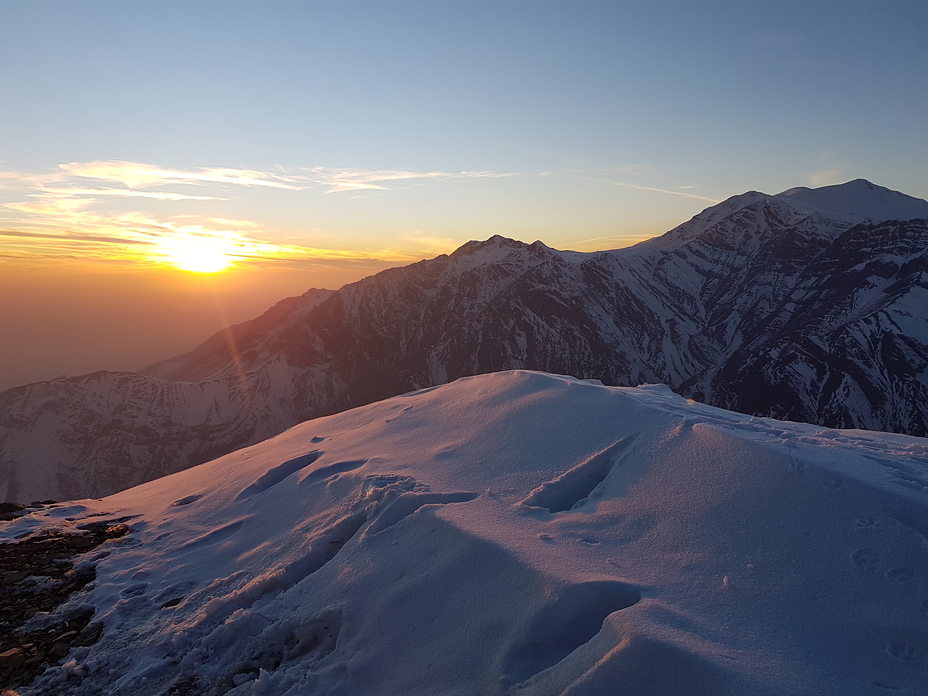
[[1, 0, 927, 392]]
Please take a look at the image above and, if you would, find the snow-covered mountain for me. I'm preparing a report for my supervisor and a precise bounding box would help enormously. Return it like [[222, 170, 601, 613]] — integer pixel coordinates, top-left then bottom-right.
[[3, 179, 928, 501], [2, 372, 927, 695]]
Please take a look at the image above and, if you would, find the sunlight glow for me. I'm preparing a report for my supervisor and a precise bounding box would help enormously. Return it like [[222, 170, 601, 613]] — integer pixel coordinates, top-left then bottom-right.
[[159, 234, 238, 273]]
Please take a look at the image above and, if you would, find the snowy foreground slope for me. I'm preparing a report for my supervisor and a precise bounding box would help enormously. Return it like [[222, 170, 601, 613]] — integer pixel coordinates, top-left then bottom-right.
[[4, 371, 928, 696]]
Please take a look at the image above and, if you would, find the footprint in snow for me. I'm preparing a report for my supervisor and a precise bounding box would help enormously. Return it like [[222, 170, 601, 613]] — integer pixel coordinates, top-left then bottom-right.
[[886, 638, 923, 663], [855, 515, 879, 530], [885, 567, 917, 588], [850, 548, 881, 572], [120, 583, 148, 598]]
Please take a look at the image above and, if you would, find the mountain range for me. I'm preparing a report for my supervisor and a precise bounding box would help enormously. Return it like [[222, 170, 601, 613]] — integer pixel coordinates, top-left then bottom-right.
[[2, 178, 927, 502]]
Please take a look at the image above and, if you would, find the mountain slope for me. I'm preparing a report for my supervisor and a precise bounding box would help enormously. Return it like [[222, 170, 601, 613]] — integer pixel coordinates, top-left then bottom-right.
[[3, 179, 928, 501], [141, 288, 334, 382], [707, 218, 928, 430], [3, 372, 927, 695]]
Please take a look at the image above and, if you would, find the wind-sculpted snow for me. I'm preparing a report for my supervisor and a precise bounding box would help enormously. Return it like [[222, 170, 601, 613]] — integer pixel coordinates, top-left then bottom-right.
[[235, 451, 323, 500], [521, 438, 635, 513], [2, 372, 927, 695], [3, 179, 928, 501], [501, 580, 642, 685]]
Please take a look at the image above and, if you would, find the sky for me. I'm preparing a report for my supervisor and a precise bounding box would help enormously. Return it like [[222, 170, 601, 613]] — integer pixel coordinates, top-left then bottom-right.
[[1, 0, 927, 390]]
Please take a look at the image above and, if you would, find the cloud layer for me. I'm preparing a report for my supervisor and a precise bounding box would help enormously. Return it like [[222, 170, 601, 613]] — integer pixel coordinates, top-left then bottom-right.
[[0, 160, 515, 270]]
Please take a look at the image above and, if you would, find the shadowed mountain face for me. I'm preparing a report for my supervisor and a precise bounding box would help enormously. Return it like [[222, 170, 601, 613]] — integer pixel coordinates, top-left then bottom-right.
[[3, 179, 928, 500]]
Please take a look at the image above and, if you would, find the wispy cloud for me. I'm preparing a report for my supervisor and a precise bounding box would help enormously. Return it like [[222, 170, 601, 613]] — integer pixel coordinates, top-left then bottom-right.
[[1, 161, 515, 199], [0, 159, 515, 270], [562, 166, 721, 204], [207, 217, 263, 229], [0, 227, 151, 246], [599, 179, 721, 203], [45, 187, 226, 201], [297, 167, 516, 193], [58, 161, 305, 190], [0, 171, 53, 187], [6, 195, 97, 221], [9, 161, 517, 194]]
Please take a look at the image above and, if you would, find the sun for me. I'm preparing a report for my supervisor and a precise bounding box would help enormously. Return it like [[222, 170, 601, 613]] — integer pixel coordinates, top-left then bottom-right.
[[160, 234, 237, 273]]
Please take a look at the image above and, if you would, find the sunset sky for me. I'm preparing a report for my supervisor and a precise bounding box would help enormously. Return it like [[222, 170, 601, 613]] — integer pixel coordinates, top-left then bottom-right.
[[2, 0, 927, 390]]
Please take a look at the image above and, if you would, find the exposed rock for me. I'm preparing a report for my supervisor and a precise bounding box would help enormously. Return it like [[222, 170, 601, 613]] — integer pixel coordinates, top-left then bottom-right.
[[0, 516, 130, 690]]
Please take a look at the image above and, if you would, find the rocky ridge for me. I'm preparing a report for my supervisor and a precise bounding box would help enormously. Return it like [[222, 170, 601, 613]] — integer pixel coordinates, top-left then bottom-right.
[[2, 179, 927, 500]]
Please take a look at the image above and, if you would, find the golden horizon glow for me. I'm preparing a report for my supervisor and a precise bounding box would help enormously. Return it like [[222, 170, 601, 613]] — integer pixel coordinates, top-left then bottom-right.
[[0, 158, 682, 274], [157, 234, 238, 273], [0, 159, 509, 272]]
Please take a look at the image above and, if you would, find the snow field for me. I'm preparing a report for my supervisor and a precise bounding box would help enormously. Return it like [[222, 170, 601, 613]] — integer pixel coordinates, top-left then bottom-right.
[[2, 371, 926, 695]]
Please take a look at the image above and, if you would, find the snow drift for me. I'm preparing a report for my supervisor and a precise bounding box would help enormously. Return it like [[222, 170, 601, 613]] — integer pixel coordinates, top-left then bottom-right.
[[3, 371, 927, 695]]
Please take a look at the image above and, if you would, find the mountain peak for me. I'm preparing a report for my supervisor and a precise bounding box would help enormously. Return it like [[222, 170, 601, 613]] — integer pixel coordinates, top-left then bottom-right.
[[450, 235, 525, 257], [781, 177, 875, 192], [641, 179, 928, 253], [776, 178, 928, 223], [447, 236, 541, 267]]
